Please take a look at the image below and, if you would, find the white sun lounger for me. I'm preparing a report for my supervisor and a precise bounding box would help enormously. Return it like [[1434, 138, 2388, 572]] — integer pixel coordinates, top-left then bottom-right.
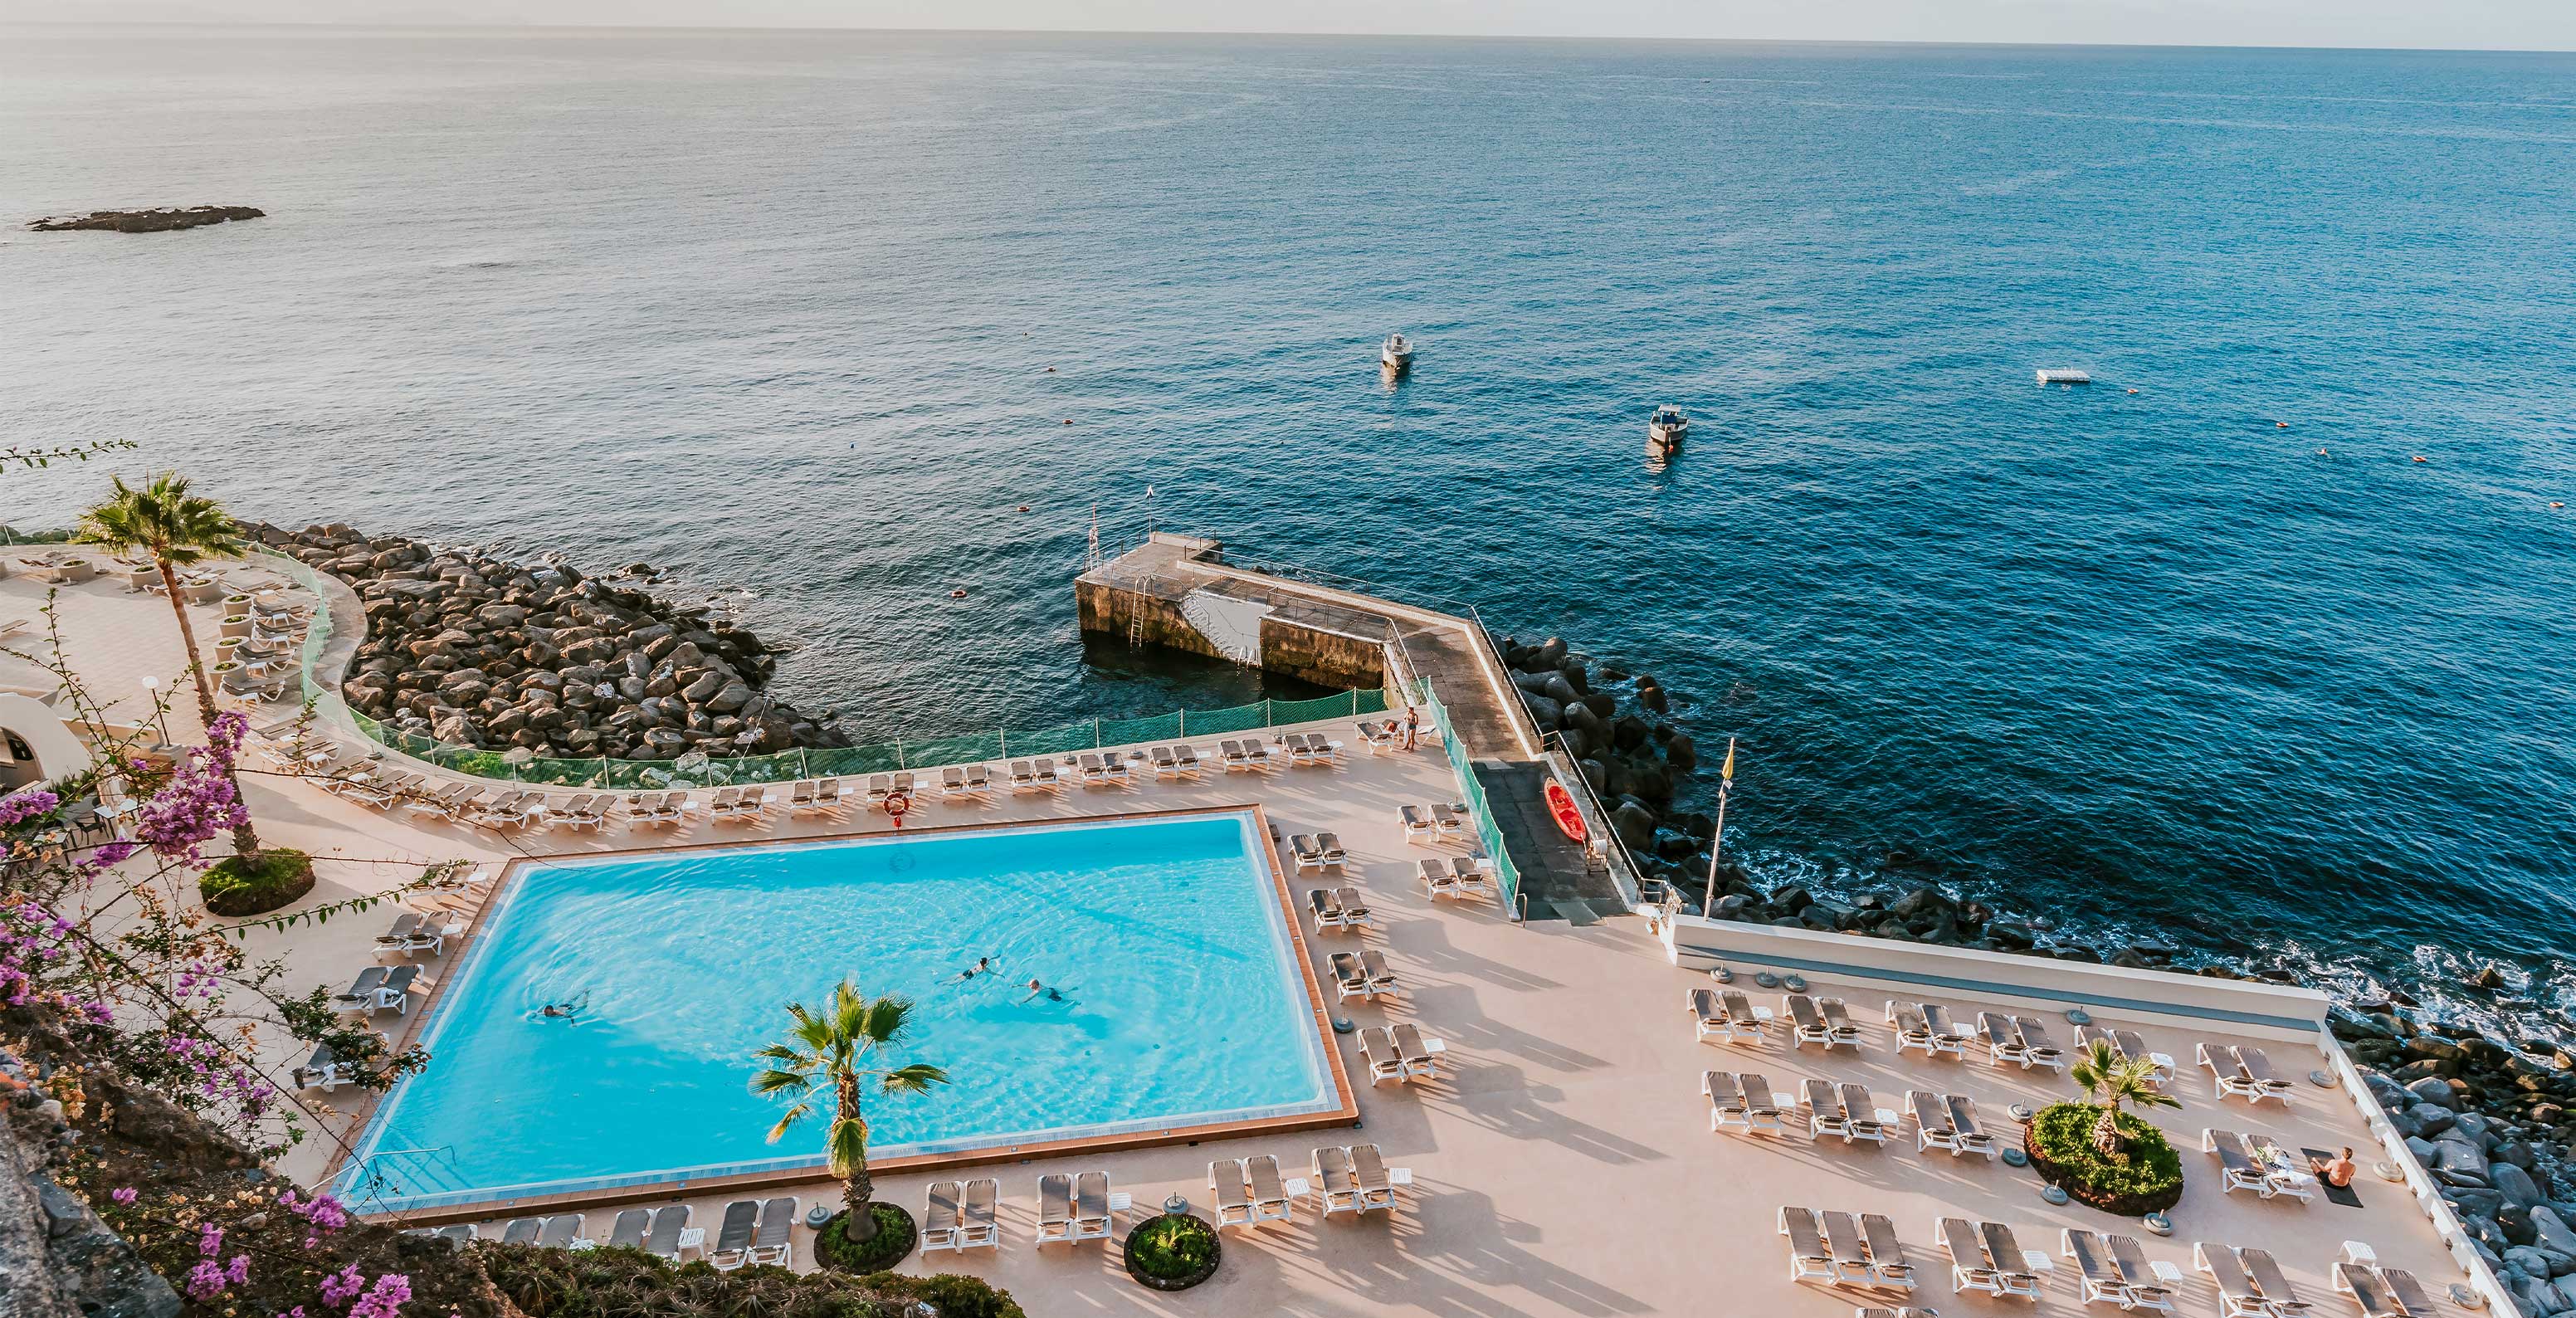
[[1310, 887, 1352, 930], [1842, 1082, 1891, 1144], [1949, 1095, 1999, 1158], [1787, 994, 1837, 1049], [1979, 1012, 2032, 1067], [1334, 885, 1372, 926], [1706, 1070, 1753, 1132], [1782, 1206, 1840, 1284], [1349, 1145, 1399, 1213], [1420, 857, 1461, 897], [644, 1205, 689, 1259], [538, 1213, 583, 1248], [1357, 1027, 1408, 1084], [1941, 1217, 2004, 1296], [2108, 1233, 2179, 1314], [707, 1200, 759, 1269], [2243, 1248, 2314, 1318], [1819, 997, 1866, 1047], [1393, 1022, 1443, 1080], [2198, 1242, 2274, 1318], [1400, 804, 1437, 842], [919, 1182, 963, 1253], [1247, 1154, 1300, 1224], [1036, 1173, 1076, 1245], [609, 1209, 651, 1250], [1313, 1145, 1361, 1216], [1209, 1160, 1254, 1229], [1806, 1079, 1856, 1140], [745, 1197, 795, 1267], [2013, 1015, 2068, 1071], [956, 1179, 998, 1250], [1862, 1213, 1919, 1291], [1910, 1090, 1961, 1154], [2205, 1129, 2276, 1198], [1984, 1221, 2043, 1299]]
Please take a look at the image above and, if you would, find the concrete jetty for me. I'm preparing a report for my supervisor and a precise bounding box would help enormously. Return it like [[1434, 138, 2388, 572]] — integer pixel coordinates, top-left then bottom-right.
[[1077, 533, 1636, 920]]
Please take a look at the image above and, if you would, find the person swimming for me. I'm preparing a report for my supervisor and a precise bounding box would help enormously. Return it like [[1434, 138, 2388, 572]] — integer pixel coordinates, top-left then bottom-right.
[[534, 991, 590, 1022], [1022, 977, 1066, 1004], [949, 956, 993, 984]]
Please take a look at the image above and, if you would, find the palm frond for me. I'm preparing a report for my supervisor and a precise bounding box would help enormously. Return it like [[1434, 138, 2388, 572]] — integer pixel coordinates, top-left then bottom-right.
[[823, 1115, 870, 1179], [877, 1063, 950, 1096], [749, 1067, 813, 1098], [764, 1101, 813, 1144], [860, 993, 915, 1047]]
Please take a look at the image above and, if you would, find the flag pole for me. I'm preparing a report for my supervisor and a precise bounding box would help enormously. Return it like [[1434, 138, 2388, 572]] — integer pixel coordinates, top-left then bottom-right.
[[1700, 736, 1738, 916]]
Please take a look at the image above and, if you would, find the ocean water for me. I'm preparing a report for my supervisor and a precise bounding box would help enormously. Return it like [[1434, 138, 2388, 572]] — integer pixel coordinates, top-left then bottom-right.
[[4, 30, 2574, 1028], [343, 813, 1332, 1209]]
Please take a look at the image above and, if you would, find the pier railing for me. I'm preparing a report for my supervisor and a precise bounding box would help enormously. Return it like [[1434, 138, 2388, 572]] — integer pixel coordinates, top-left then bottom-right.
[[276, 555, 1388, 787], [1415, 677, 1524, 918]]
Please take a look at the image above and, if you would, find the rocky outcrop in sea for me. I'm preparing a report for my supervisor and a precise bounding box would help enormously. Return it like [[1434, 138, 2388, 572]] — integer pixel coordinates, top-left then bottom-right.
[[28, 206, 264, 233], [256, 523, 851, 760]]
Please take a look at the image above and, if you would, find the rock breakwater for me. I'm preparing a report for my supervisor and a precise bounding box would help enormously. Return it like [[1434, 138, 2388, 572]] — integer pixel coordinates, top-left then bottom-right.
[[256, 523, 851, 760], [29, 206, 264, 233]]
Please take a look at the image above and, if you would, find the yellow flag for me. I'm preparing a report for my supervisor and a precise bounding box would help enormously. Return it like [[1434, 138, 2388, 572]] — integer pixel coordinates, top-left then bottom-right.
[[1720, 737, 1736, 783]]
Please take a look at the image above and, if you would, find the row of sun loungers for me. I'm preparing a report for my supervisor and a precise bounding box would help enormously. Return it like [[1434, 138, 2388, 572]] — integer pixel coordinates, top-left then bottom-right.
[[330, 964, 424, 1015], [1783, 1206, 1919, 1290], [1940, 1217, 2046, 1298], [603, 1205, 695, 1257], [2203, 1041, 2300, 1104], [2335, 1261, 2442, 1318], [1357, 1023, 1446, 1083], [2066, 1227, 2181, 1313], [2201, 1242, 2316, 1318], [372, 910, 465, 959], [1419, 854, 1494, 900], [1330, 949, 1400, 1002], [499, 1213, 586, 1249], [2206, 1128, 2321, 1202], [1307, 886, 1373, 930], [2079, 1023, 2178, 1084], [1288, 832, 1349, 871], [1398, 802, 1471, 843]]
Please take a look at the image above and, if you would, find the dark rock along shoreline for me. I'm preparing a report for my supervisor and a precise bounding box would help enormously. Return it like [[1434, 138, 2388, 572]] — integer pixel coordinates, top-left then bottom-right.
[[257, 522, 851, 760], [27, 206, 264, 233], [1499, 631, 2576, 1304]]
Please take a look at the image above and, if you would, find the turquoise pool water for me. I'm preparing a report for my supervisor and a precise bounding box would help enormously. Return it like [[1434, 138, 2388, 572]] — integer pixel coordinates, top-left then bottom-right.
[[338, 813, 1335, 1210]]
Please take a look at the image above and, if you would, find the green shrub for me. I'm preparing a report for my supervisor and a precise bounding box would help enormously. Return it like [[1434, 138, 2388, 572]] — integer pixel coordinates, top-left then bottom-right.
[[478, 1242, 1021, 1318], [1126, 1213, 1218, 1280], [199, 847, 315, 915], [2026, 1102, 2185, 1214], [815, 1203, 916, 1272]]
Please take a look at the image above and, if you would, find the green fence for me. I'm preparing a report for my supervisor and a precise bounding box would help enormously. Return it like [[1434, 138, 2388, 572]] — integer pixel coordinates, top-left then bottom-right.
[[273, 553, 1388, 788], [1416, 677, 1523, 917]]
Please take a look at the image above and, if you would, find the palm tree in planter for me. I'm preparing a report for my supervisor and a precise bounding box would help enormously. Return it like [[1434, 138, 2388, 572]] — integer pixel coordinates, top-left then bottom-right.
[[75, 471, 261, 859], [754, 979, 949, 1247], [2071, 1039, 2182, 1154]]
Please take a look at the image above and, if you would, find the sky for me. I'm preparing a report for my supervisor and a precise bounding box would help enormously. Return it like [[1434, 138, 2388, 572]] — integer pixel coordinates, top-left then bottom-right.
[[4, 0, 2572, 51]]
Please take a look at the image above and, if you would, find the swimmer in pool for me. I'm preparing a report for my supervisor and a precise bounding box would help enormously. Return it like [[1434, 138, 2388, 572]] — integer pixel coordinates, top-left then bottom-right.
[[949, 956, 993, 983], [535, 992, 590, 1022], [1022, 978, 1066, 1004]]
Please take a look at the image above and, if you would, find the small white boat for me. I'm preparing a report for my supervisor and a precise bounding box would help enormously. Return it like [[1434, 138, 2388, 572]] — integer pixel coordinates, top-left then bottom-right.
[[1380, 333, 1415, 372], [2037, 369, 2092, 386], [1647, 405, 1689, 453]]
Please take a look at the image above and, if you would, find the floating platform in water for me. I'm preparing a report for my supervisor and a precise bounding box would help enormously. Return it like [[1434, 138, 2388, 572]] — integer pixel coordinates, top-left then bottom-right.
[[2037, 369, 2092, 385]]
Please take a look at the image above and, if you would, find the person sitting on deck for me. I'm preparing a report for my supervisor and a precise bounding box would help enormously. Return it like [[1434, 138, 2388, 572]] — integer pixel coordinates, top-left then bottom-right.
[[2312, 1146, 2358, 1189]]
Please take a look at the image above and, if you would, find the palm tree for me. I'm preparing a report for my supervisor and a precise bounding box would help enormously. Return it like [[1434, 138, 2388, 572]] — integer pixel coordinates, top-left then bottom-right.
[[2071, 1039, 2182, 1155], [753, 979, 948, 1242], [74, 471, 260, 858]]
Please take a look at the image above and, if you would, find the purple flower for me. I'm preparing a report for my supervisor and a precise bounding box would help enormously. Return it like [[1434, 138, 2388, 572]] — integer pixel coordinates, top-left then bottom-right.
[[110, 1187, 136, 1205], [186, 1260, 229, 1301], [319, 1264, 366, 1307], [226, 1254, 251, 1286], [348, 1273, 412, 1318], [0, 788, 60, 827], [199, 1223, 225, 1257]]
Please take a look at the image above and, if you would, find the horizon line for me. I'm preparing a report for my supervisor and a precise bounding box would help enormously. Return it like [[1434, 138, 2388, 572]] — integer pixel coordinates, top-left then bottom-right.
[[3, 19, 2570, 57]]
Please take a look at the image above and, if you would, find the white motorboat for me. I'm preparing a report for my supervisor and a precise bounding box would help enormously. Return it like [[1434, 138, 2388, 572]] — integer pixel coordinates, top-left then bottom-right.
[[1380, 333, 1415, 372], [1647, 405, 1689, 453]]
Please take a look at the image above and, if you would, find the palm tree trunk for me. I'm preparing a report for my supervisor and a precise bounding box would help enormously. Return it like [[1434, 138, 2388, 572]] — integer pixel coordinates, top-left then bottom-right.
[[2092, 1103, 2126, 1156], [157, 557, 261, 859], [840, 1074, 876, 1242]]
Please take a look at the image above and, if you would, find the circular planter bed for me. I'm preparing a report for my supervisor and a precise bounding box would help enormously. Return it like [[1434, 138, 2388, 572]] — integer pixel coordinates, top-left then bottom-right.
[[1122, 1213, 1221, 1291], [2023, 1103, 2184, 1216], [814, 1203, 917, 1273], [200, 849, 315, 916]]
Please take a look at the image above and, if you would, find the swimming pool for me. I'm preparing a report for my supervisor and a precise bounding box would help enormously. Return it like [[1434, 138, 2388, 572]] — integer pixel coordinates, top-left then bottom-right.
[[338, 810, 1344, 1211]]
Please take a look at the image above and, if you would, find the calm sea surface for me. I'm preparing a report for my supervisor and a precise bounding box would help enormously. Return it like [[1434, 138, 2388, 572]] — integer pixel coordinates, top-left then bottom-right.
[[4, 29, 2574, 1024]]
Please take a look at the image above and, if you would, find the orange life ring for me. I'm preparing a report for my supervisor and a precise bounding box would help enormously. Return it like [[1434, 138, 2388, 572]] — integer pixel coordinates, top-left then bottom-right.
[[1544, 780, 1586, 842], [885, 791, 911, 827]]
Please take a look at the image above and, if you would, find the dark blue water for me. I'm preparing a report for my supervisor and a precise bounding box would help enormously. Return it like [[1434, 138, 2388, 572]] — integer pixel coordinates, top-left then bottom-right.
[[5, 29, 2574, 1023]]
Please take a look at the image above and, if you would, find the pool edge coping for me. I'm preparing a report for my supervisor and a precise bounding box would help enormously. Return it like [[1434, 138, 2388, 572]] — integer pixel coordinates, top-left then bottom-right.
[[332, 800, 1364, 1225]]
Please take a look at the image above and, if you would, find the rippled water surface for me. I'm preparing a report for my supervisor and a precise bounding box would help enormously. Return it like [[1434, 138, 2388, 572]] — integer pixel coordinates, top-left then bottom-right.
[[4, 30, 2574, 1022]]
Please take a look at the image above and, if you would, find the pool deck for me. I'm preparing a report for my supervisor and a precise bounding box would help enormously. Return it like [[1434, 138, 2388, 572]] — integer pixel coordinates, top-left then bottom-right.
[[7, 551, 2496, 1318]]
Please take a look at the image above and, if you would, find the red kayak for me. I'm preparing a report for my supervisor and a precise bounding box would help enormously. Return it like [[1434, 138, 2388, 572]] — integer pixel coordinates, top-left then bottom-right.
[[1544, 779, 1587, 842]]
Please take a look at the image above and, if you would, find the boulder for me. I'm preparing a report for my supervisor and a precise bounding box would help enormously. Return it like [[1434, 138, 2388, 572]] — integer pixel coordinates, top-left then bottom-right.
[[1610, 802, 1656, 850], [2537, 1208, 2576, 1259], [2411, 1076, 2464, 1110], [2496, 1163, 2547, 1209], [1665, 731, 1697, 771], [706, 681, 754, 714]]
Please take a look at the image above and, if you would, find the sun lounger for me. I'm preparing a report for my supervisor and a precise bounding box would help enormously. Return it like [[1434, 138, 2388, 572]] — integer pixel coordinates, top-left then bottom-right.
[[332, 966, 389, 1013], [374, 911, 425, 953], [1241, 740, 1276, 769], [2113, 1028, 2177, 1082], [2201, 1042, 2261, 1100], [1393, 1022, 1444, 1080], [1984, 1222, 2042, 1298], [957, 1179, 998, 1250], [1429, 803, 1466, 838], [2013, 1016, 2068, 1071], [2238, 1047, 2295, 1101], [1940, 1217, 2003, 1295], [1420, 857, 1462, 897], [2335, 1265, 2405, 1318], [705, 1199, 759, 1268], [644, 1206, 688, 1259], [1030, 757, 1063, 787], [1979, 1012, 2032, 1067], [2206, 1129, 2275, 1197], [1358, 1026, 1407, 1083], [538, 1214, 583, 1248], [1172, 744, 1203, 774], [1451, 853, 1495, 895], [1331, 952, 1388, 1003], [1334, 885, 1373, 926], [1722, 989, 1770, 1036], [1314, 1145, 1361, 1215], [1739, 1072, 1787, 1135], [1148, 745, 1181, 777], [292, 1043, 352, 1091], [1706, 1069, 1752, 1131], [1788, 994, 1837, 1049], [865, 774, 895, 803], [2243, 1249, 2313, 1318], [2109, 1234, 2178, 1313], [2198, 1242, 2273, 1318], [919, 1183, 963, 1253], [1824, 1211, 1876, 1284], [1219, 740, 1253, 771], [734, 787, 770, 821], [1360, 949, 1399, 996], [2066, 1230, 2132, 1309], [1921, 1002, 1974, 1051], [1948, 1096, 1998, 1158], [1008, 760, 1040, 790], [1400, 804, 1437, 842], [1891, 1002, 1942, 1057], [1349, 1145, 1398, 1213], [744, 1197, 796, 1267], [609, 1208, 651, 1250], [787, 779, 818, 811], [1357, 720, 1398, 753], [2381, 1269, 2436, 1317], [1310, 887, 1351, 930], [1101, 754, 1134, 784], [705, 786, 741, 818], [1312, 830, 1346, 865], [1692, 988, 1731, 1042], [1807, 1078, 1856, 1140], [1910, 1090, 1960, 1154], [1820, 997, 1866, 1047], [1842, 1082, 1890, 1143], [1782, 1206, 1840, 1283], [1245, 1154, 1300, 1225], [1290, 833, 1326, 871], [1209, 1159, 1254, 1228], [1863, 1213, 1919, 1291], [501, 1218, 542, 1245], [1037, 1173, 1076, 1244], [370, 964, 422, 1013]]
